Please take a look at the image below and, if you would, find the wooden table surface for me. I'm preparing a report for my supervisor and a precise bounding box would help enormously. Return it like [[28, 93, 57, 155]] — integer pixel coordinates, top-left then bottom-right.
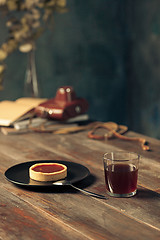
[[0, 128, 159, 240]]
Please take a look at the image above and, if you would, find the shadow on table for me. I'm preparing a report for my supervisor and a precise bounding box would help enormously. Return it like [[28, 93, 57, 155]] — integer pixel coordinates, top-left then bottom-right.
[[16, 174, 97, 194], [136, 188, 160, 199]]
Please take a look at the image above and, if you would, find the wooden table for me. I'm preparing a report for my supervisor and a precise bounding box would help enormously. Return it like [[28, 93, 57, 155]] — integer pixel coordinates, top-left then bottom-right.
[[0, 128, 159, 240]]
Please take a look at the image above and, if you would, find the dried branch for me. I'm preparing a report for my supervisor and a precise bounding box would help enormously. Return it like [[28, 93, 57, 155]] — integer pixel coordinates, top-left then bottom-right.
[[0, 0, 67, 88]]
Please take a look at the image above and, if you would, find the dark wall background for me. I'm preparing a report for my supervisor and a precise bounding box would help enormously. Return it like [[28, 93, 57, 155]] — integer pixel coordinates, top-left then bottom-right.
[[0, 0, 160, 139], [126, 0, 160, 138]]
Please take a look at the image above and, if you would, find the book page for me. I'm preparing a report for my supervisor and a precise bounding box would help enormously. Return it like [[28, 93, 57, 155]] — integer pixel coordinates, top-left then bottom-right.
[[0, 98, 47, 126], [15, 97, 47, 107]]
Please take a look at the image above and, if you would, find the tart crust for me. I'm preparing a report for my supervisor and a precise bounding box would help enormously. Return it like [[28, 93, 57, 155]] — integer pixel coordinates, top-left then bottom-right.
[[29, 163, 67, 182]]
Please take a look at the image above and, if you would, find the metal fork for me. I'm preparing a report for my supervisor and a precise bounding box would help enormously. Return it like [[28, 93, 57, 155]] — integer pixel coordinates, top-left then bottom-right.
[[53, 180, 108, 200]]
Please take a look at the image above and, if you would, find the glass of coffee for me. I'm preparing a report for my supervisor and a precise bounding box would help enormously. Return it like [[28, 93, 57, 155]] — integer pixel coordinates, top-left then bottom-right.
[[103, 151, 140, 197]]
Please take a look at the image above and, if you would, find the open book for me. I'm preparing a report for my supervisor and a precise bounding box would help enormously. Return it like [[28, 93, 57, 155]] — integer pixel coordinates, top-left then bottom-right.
[[0, 97, 47, 127]]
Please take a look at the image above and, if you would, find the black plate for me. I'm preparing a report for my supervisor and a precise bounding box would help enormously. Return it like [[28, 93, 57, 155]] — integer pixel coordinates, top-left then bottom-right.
[[4, 160, 90, 187]]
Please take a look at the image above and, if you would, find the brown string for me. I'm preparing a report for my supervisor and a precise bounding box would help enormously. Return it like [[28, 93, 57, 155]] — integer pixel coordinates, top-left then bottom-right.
[[87, 123, 149, 151], [27, 119, 149, 151]]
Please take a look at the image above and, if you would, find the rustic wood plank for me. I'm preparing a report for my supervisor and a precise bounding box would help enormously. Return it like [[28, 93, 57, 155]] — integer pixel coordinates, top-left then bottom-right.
[[0, 130, 160, 239], [0, 185, 91, 240], [2, 169, 160, 232], [1, 131, 159, 196], [0, 142, 159, 232], [4, 130, 159, 191], [1, 176, 160, 240]]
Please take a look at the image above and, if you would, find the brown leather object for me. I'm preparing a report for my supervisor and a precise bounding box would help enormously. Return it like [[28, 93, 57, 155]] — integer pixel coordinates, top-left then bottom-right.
[[34, 86, 89, 121]]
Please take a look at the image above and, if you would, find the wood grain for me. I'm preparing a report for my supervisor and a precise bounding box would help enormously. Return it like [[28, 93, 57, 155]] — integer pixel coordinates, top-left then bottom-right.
[[0, 130, 159, 240]]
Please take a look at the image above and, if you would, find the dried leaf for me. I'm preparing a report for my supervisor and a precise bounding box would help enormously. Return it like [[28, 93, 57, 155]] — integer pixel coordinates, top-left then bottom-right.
[[37, 2, 45, 8], [7, 0, 18, 11], [43, 9, 53, 22], [8, 22, 22, 33], [46, 0, 56, 7], [19, 42, 33, 53], [5, 39, 18, 53], [24, 12, 35, 22], [32, 20, 40, 29], [13, 24, 30, 41], [21, 16, 29, 25], [6, 17, 19, 28], [31, 8, 41, 20], [0, 49, 7, 61], [0, 64, 5, 73], [56, 0, 66, 7], [25, 0, 39, 9]]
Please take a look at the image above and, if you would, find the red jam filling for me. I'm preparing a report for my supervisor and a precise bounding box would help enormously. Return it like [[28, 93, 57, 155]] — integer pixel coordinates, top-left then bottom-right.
[[32, 164, 65, 173]]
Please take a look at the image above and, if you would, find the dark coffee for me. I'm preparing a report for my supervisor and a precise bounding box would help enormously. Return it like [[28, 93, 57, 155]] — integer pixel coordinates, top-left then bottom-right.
[[104, 164, 138, 194]]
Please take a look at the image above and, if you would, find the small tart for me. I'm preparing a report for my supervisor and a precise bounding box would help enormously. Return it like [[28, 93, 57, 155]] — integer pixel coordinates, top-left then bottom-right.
[[29, 163, 67, 182]]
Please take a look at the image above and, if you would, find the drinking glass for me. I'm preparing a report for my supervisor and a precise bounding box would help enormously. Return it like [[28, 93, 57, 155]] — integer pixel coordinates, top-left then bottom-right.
[[103, 151, 140, 197]]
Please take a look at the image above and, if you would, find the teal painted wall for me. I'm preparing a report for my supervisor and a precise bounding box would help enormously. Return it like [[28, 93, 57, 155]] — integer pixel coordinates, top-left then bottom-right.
[[126, 0, 160, 138], [1, 0, 160, 139]]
